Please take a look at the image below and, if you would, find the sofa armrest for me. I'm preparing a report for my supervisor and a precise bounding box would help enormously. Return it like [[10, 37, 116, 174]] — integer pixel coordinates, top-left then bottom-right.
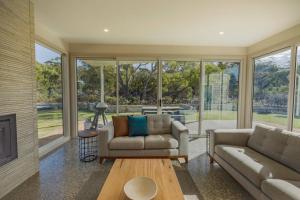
[[209, 129, 253, 157], [172, 120, 189, 156], [98, 122, 114, 157]]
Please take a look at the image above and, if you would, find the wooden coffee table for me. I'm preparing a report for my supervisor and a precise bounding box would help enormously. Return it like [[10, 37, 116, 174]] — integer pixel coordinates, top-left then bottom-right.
[[97, 159, 184, 200]]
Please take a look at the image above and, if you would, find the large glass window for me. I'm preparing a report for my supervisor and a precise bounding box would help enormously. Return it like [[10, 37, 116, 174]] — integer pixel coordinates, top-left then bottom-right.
[[118, 61, 158, 115], [35, 43, 63, 147], [202, 61, 240, 131], [293, 46, 300, 132], [75, 58, 243, 136], [252, 49, 291, 128], [162, 61, 200, 135], [76, 59, 117, 131]]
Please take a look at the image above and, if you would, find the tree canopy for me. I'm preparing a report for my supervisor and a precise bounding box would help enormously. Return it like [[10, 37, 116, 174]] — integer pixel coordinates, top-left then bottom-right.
[[36, 58, 62, 103]]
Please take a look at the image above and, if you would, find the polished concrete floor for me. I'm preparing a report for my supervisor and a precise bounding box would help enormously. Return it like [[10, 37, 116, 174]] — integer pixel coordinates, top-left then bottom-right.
[[2, 138, 253, 200]]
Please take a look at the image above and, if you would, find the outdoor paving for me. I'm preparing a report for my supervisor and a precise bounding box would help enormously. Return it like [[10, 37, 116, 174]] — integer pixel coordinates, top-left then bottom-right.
[[186, 120, 236, 135]]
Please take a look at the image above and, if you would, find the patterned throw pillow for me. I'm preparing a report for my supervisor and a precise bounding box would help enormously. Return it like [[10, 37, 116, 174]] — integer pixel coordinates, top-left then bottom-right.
[[112, 116, 129, 137], [128, 116, 148, 137]]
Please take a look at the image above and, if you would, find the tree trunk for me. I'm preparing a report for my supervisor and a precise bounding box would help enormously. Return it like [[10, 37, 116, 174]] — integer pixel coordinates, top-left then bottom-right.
[[125, 65, 129, 96], [206, 74, 210, 110], [48, 88, 52, 98]]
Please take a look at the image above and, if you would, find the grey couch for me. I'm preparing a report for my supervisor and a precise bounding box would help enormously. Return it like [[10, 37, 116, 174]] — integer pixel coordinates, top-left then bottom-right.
[[98, 114, 189, 163], [209, 124, 300, 200]]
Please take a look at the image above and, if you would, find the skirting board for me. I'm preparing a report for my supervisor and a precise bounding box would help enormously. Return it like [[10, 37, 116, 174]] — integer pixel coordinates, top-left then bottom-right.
[[39, 136, 70, 158]]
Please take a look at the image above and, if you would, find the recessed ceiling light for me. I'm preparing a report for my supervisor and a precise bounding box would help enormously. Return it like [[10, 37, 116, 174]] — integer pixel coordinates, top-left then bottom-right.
[[219, 31, 224, 35], [104, 28, 110, 32]]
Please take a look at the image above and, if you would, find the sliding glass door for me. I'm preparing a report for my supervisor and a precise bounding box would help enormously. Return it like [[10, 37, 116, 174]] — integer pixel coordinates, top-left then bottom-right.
[[76, 59, 117, 131], [161, 61, 200, 135], [202, 61, 240, 131], [118, 61, 158, 115]]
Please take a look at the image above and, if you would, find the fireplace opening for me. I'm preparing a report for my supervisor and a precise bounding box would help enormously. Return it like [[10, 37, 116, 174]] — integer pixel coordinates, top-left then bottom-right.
[[0, 114, 17, 166]]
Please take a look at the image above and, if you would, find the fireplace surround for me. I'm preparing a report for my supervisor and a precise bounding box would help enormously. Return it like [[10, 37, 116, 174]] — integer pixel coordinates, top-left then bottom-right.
[[0, 114, 17, 166]]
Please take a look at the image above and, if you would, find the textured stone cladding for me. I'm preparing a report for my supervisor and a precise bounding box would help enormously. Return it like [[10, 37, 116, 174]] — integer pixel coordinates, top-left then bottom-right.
[[0, 0, 39, 198]]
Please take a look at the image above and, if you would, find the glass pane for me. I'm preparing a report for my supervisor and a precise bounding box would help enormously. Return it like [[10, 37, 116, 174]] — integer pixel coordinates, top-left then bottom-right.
[[203, 61, 240, 131], [162, 61, 200, 135], [35, 43, 63, 147], [252, 49, 291, 128], [293, 46, 300, 132], [118, 61, 158, 115], [77, 60, 117, 131]]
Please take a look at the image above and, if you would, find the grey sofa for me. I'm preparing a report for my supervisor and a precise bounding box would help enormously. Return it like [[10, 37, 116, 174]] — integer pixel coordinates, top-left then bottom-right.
[[209, 124, 300, 200], [98, 114, 189, 163]]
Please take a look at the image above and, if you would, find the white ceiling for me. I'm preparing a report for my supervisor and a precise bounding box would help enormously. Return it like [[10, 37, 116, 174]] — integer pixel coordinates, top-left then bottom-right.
[[35, 0, 300, 47]]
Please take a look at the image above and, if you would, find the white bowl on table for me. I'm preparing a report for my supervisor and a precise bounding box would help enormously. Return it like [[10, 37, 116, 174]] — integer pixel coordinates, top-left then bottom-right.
[[124, 176, 157, 200]]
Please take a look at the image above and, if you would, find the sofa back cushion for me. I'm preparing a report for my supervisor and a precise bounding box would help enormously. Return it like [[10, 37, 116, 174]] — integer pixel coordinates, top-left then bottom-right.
[[112, 116, 129, 137], [247, 124, 300, 173], [247, 124, 281, 153], [147, 114, 171, 135], [280, 130, 300, 173]]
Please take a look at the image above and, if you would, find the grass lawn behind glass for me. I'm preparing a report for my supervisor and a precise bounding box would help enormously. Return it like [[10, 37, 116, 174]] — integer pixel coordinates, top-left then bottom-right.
[[37, 109, 300, 138]]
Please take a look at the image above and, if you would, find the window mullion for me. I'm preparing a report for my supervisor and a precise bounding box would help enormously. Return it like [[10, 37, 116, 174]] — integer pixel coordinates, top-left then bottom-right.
[[157, 60, 162, 114], [116, 61, 119, 115], [198, 60, 204, 135], [287, 46, 297, 131]]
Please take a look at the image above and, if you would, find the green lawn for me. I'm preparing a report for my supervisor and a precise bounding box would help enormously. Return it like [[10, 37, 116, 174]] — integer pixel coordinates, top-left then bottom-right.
[[37, 109, 300, 138], [253, 113, 288, 127], [38, 110, 63, 138]]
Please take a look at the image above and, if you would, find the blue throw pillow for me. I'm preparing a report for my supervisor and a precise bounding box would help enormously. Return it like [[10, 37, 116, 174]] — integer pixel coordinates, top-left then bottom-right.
[[128, 115, 148, 137]]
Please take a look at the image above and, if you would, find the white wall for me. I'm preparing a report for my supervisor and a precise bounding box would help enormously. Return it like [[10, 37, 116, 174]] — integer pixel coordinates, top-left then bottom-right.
[[69, 43, 247, 58], [35, 22, 69, 52], [247, 24, 300, 55]]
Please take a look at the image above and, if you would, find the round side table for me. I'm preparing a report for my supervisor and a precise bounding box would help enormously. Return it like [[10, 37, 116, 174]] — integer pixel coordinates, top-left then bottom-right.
[[78, 130, 98, 162]]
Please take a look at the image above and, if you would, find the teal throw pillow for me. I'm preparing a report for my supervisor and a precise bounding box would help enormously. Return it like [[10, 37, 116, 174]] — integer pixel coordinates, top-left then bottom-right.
[[128, 115, 148, 137]]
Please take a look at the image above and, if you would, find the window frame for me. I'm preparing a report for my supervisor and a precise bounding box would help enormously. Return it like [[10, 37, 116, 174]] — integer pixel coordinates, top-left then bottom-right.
[[73, 56, 244, 137], [291, 45, 299, 131], [35, 40, 70, 156], [250, 46, 298, 131], [201, 59, 242, 131], [75, 58, 117, 131]]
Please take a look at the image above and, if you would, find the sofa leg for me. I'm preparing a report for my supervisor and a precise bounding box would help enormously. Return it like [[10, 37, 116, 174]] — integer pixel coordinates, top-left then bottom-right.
[[184, 156, 188, 163], [209, 156, 214, 164], [99, 157, 105, 164]]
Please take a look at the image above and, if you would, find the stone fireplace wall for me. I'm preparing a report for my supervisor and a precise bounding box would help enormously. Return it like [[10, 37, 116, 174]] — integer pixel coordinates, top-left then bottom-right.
[[0, 0, 39, 198]]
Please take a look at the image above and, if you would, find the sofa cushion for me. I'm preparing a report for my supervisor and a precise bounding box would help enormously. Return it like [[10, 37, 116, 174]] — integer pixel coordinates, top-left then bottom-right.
[[280, 130, 300, 173], [109, 136, 144, 150], [147, 114, 171, 135], [128, 116, 148, 137], [247, 124, 300, 173], [247, 124, 282, 154], [145, 134, 178, 149], [112, 116, 129, 137], [261, 179, 300, 200], [215, 145, 300, 187]]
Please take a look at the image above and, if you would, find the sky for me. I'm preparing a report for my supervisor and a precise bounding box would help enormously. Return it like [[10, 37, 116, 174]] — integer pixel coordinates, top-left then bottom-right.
[[256, 49, 292, 68], [35, 43, 61, 64]]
